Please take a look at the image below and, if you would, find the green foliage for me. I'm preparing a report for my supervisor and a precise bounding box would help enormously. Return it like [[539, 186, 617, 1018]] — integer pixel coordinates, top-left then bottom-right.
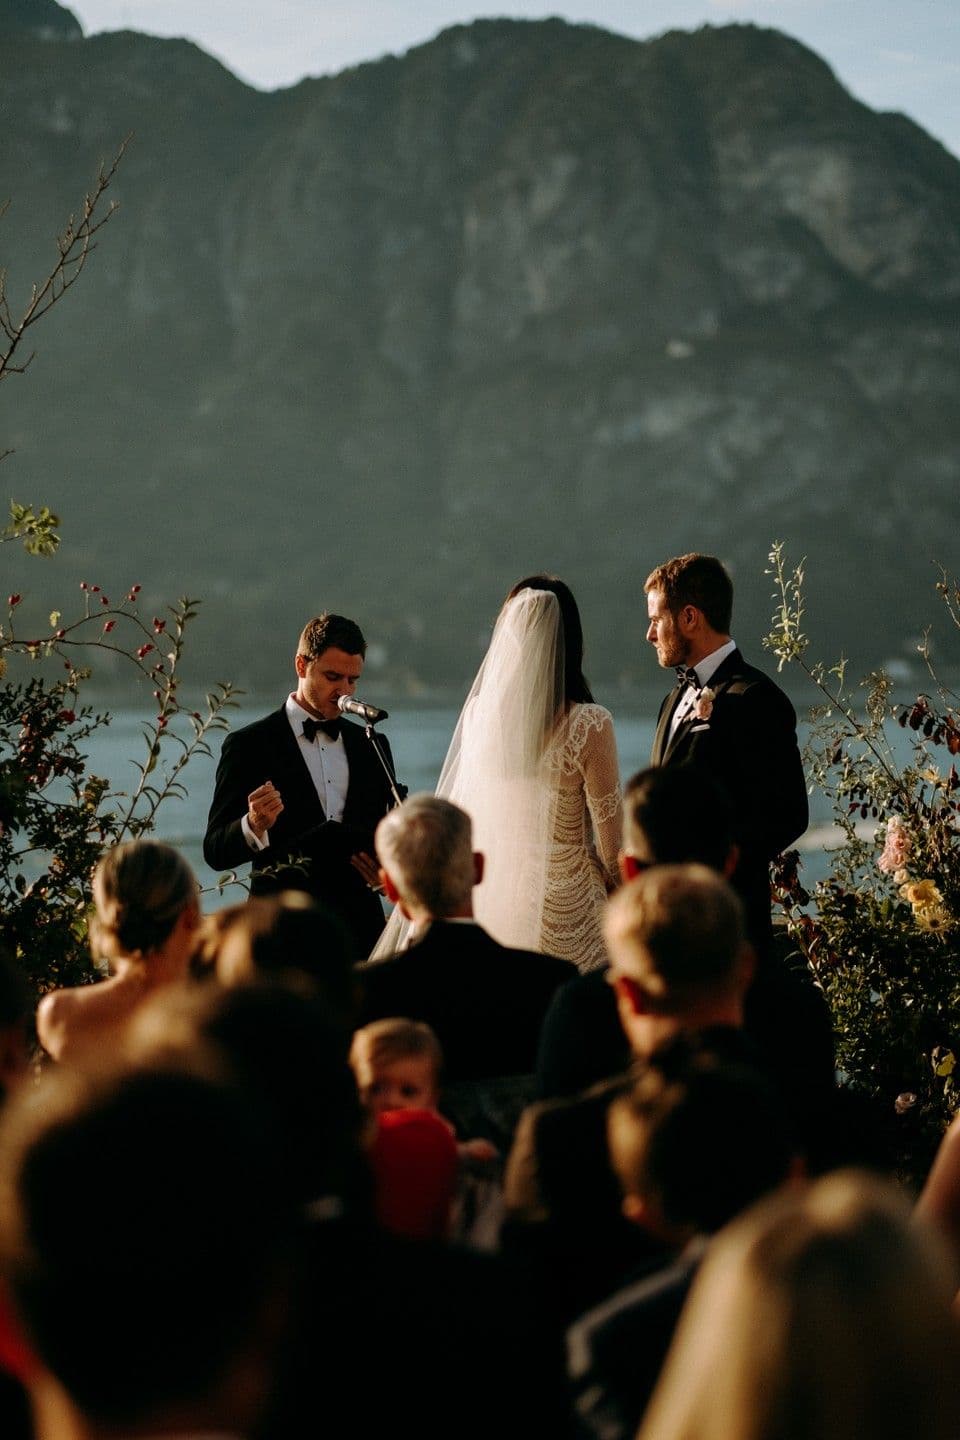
[[0, 582, 238, 997], [1, 499, 61, 556], [767, 544, 960, 1181]]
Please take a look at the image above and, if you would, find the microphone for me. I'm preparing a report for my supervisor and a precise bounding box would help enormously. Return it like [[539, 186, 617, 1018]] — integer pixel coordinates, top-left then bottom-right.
[[337, 695, 389, 724]]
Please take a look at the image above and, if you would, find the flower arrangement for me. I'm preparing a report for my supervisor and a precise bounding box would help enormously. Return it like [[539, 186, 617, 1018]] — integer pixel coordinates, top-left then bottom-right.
[[766, 543, 960, 1182]]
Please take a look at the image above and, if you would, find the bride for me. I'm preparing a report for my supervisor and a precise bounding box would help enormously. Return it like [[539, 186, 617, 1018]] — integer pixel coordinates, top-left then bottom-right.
[[376, 576, 622, 972]]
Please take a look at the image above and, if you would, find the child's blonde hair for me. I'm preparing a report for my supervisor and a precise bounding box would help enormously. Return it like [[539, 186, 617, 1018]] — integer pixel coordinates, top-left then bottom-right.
[[350, 1018, 443, 1090]]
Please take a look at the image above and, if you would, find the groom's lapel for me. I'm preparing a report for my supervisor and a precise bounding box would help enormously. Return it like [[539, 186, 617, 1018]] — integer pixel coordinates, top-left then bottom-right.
[[652, 684, 684, 766], [659, 649, 746, 763]]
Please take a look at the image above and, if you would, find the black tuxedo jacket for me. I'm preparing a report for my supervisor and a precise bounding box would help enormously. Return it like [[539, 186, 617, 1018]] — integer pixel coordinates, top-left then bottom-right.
[[357, 920, 575, 1083], [651, 648, 808, 948], [203, 707, 394, 955], [567, 1242, 704, 1440]]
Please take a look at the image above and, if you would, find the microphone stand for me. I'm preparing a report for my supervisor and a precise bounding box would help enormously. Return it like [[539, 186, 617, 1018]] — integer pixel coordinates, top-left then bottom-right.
[[364, 720, 407, 809]]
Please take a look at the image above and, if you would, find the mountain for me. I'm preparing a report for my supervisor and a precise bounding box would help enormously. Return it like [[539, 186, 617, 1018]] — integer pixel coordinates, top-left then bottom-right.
[[0, 0, 80, 40], [1, 15, 958, 694]]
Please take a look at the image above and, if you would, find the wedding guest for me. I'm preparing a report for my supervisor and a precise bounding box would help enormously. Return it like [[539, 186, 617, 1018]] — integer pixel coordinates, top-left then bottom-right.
[[645, 553, 808, 953], [567, 1058, 799, 1440], [535, 767, 838, 1166], [638, 1171, 960, 1440], [129, 978, 366, 1211], [535, 765, 744, 1098], [126, 982, 568, 1439], [36, 839, 199, 1065], [199, 890, 358, 1032], [504, 864, 763, 1322], [0, 1064, 295, 1440], [361, 794, 574, 1144]]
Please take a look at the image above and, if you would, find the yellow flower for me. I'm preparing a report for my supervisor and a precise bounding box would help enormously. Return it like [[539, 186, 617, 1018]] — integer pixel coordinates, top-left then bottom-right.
[[900, 879, 944, 908], [916, 903, 952, 934], [933, 1048, 956, 1078]]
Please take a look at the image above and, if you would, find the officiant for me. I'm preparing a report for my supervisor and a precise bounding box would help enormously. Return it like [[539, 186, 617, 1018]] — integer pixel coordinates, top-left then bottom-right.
[[203, 613, 395, 955]]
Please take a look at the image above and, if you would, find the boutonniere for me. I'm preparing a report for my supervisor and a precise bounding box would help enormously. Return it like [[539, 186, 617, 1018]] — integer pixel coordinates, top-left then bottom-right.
[[694, 687, 716, 722]]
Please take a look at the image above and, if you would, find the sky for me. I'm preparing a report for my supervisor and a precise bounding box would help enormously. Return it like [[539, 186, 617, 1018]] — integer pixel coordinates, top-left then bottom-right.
[[66, 0, 960, 158]]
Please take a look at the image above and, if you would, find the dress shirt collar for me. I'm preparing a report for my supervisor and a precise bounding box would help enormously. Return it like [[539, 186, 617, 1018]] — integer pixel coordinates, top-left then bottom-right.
[[692, 638, 737, 689], [285, 692, 343, 746]]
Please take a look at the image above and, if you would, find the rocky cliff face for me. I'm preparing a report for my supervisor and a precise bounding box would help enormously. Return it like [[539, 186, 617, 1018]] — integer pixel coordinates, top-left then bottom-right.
[[1, 16, 958, 690]]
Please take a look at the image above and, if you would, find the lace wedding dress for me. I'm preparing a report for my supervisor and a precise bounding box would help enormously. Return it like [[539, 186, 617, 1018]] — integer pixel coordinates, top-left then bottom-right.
[[537, 702, 622, 972]]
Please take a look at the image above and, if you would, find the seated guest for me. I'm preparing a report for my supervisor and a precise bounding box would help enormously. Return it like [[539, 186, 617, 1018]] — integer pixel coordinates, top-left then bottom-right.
[[504, 864, 762, 1322], [36, 839, 199, 1065], [568, 1058, 799, 1440], [638, 1171, 960, 1440], [198, 891, 357, 1033], [352, 1018, 501, 1243], [351, 1017, 496, 1156], [0, 1064, 295, 1440], [130, 978, 567, 1438], [359, 795, 574, 1142], [536, 766, 835, 1108], [130, 978, 366, 1211]]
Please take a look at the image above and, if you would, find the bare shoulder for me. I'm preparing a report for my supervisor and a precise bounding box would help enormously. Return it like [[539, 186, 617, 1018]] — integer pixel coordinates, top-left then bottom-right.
[[37, 974, 138, 1062], [36, 985, 83, 1060]]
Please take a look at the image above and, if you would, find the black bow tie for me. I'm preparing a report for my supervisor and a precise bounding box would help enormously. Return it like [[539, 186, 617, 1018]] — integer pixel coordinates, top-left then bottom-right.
[[675, 665, 700, 691], [302, 716, 341, 743]]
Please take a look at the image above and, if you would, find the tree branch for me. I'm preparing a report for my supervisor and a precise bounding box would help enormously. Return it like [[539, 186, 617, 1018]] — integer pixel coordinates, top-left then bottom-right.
[[0, 136, 130, 386]]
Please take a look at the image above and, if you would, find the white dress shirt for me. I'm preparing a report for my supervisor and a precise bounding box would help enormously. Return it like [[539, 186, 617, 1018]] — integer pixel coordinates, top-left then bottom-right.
[[669, 637, 738, 736], [242, 693, 350, 852]]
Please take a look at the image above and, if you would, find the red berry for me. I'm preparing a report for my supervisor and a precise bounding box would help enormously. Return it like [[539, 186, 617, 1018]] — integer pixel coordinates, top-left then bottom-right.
[[137, 644, 154, 659], [103, 620, 116, 634], [8, 594, 21, 607], [153, 618, 166, 633]]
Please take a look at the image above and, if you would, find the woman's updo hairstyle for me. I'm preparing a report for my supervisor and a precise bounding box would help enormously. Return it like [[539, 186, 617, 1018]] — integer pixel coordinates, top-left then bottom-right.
[[92, 840, 197, 960], [504, 574, 594, 706]]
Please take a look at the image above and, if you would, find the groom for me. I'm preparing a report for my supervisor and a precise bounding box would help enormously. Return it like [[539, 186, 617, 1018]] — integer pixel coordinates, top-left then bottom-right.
[[645, 553, 807, 951]]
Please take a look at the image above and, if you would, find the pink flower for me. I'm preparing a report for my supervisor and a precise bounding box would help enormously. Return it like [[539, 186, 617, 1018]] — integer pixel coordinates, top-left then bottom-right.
[[694, 687, 715, 722], [878, 816, 910, 874]]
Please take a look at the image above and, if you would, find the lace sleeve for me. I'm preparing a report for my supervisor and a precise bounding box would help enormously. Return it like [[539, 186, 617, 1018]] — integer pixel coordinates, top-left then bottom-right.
[[579, 707, 623, 888]]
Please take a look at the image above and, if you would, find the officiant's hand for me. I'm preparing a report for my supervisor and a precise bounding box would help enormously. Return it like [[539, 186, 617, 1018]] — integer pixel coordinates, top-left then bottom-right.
[[247, 780, 283, 839], [350, 850, 383, 892]]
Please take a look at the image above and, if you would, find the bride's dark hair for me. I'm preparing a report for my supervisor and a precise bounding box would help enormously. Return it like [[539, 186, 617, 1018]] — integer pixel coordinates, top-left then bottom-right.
[[504, 574, 595, 707]]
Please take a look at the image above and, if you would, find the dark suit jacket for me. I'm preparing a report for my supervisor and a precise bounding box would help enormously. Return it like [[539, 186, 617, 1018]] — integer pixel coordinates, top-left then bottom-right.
[[357, 920, 575, 1083], [203, 707, 394, 955], [504, 1027, 793, 1325], [566, 1241, 705, 1440], [651, 648, 808, 948]]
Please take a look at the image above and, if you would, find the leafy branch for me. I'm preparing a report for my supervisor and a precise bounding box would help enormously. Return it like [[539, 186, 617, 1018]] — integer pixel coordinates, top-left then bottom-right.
[[1, 500, 61, 556]]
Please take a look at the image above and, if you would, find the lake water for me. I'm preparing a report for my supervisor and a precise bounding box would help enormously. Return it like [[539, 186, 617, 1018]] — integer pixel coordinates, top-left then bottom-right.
[[78, 702, 841, 909]]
